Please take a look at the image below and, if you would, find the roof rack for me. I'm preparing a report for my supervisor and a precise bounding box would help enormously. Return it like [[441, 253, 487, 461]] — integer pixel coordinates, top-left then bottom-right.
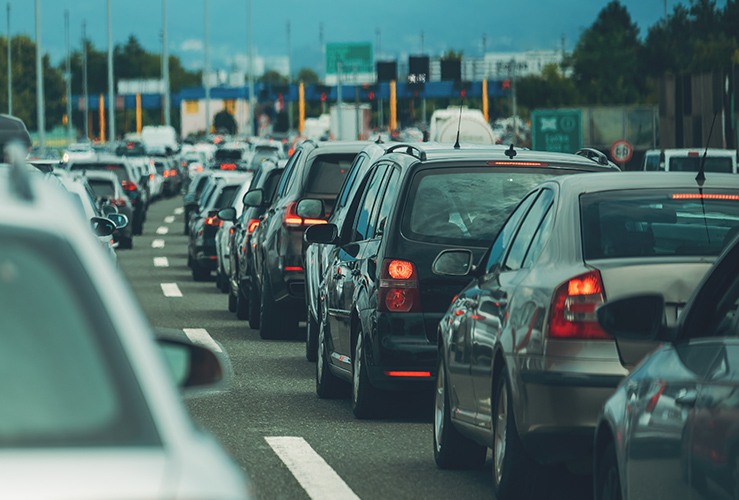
[[575, 148, 610, 166], [385, 144, 427, 161]]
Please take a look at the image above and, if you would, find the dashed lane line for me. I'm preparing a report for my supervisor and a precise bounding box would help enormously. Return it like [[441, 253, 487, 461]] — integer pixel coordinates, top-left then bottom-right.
[[152, 239, 166, 248], [153, 257, 169, 267], [156, 226, 169, 235], [160, 283, 182, 297], [164, 215, 175, 224], [183, 328, 223, 353], [265, 436, 360, 500], [174, 207, 184, 215]]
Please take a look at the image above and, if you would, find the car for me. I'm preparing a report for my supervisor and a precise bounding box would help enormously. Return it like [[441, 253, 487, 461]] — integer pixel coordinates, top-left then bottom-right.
[[304, 144, 619, 421], [643, 148, 738, 173], [211, 143, 250, 171], [214, 177, 254, 293], [188, 171, 252, 281], [62, 141, 96, 163], [594, 230, 739, 500], [246, 140, 364, 339], [303, 139, 396, 361], [431, 171, 739, 499], [67, 156, 147, 236], [0, 158, 250, 499], [221, 159, 285, 322], [83, 170, 135, 249], [183, 171, 214, 234]]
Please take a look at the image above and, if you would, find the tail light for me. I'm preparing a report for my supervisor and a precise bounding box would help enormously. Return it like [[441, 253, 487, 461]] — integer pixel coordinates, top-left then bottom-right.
[[283, 202, 328, 228], [163, 170, 170, 178], [205, 215, 223, 227], [378, 259, 421, 313], [149, 173, 154, 181], [181, 161, 188, 167], [220, 163, 237, 171], [169, 168, 177, 176], [247, 218, 260, 234], [121, 180, 139, 192], [548, 270, 610, 340], [110, 198, 127, 207]]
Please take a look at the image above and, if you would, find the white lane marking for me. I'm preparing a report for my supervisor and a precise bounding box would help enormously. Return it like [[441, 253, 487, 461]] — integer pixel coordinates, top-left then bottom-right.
[[156, 226, 169, 235], [152, 239, 166, 248], [164, 215, 175, 224], [183, 328, 223, 353], [161, 283, 182, 297], [265, 437, 360, 500], [174, 207, 184, 215], [153, 257, 169, 267]]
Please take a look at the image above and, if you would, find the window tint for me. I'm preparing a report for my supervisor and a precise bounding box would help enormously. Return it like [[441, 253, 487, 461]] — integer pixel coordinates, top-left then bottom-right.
[[304, 154, 356, 196], [353, 165, 388, 241], [276, 150, 301, 197], [263, 170, 283, 202], [336, 155, 365, 210], [522, 205, 554, 268], [669, 157, 733, 173], [88, 180, 116, 198], [485, 192, 538, 273], [213, 185, 241, 209], [70, 163, 128, 182], [580, 189, 739, 260], [375, 168, 400, 237], [504, 190, 554, 271]]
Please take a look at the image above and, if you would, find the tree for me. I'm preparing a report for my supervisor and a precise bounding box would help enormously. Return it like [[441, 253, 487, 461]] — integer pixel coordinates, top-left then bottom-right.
[[259, 70, 288, 86], [570, 0, 645, 105], [296, 67, 319, 84], [517, 64, 578, 111]]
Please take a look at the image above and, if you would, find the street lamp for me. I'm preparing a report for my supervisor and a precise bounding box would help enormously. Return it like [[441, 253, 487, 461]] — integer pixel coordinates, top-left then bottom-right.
[[35, 0, 45, 149], [107, 0, 115, 141]]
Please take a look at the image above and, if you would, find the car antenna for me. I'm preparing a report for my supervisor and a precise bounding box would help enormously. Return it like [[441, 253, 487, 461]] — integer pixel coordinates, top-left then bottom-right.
[[695, 109, 720, 243], [453, 103, 463, 149]]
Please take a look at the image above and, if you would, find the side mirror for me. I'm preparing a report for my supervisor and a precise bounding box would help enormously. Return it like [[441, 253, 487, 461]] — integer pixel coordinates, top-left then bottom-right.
[[304, 223, 339, 244], [218, 206, 237, 222], [432, 249, 474, 276], [90, 217, 116, 237], [242, 188, 264, 207], [108, 213, 128, 230], [157, 337, 225, 391], [297, 198, 325, 219], [596, 295, 665, 341], [100, 204, 118, 216]]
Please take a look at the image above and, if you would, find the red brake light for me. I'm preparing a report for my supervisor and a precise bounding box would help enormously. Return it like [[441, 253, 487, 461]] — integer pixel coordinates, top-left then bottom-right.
[[284, 266, 304, 272], [121, 180, 138, 192], [149, 173, 154, 181], [283, 202, 328, 228], [221, 163, 237, 171], [169, 169, 177, 176], [163, 170, 170, 178], [378, 258, 420, 313], [688, 151, 700, 157], [671, 193, 739, 201], [548, 270, 610, 340], [385, 371, 432, 378], [487, 161, 548, 167], [205, 216, 223, 227], [247, 219, 260, 234]]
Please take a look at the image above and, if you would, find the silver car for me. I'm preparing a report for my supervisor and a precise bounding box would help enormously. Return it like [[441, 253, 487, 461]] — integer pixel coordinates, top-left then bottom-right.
[[0, 160, 251, 498], [432, 172, 739, 499]]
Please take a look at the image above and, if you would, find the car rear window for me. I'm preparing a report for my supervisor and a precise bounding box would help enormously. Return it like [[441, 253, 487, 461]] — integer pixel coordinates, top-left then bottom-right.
[[581, 189, 739, 259], [70, 163, 128, 182], [213, 185, 241, 208], [215, 149, 243, 161], [305, 154, 355, 196], [88, 179, 116, 198], [669, 156, 733, 173], [402, 167, 561, 246]]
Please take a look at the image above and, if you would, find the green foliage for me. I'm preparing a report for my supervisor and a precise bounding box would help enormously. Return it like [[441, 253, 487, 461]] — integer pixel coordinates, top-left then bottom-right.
[[517, 64, 578, 111], [260, 70, 288, 85], [297, 67, 320, 84]]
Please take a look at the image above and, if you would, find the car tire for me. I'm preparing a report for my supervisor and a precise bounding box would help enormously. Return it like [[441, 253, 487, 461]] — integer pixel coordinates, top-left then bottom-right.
[[351, 328, 383, 419], [187, 252, 193, 268], [492, 370, 536, 500], [305, 298, 319, 362], [236, 288, 249, 320], [595, 442, 622, 500], [118, 236, 133, 250], [191, 261, 210, 281], [259, 271, 284, 339], [216, 269, 229, 293], [228, 289, 237, 313], [433, 356, 487, 469], [248, 274, 261, 329], [315, 303, 347, 398]]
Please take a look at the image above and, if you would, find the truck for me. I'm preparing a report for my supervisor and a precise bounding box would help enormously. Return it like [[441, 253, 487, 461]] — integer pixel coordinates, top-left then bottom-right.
[[329, 104, 371, 141], [428, 106, 497, 146], [141, 125, 179, 153]]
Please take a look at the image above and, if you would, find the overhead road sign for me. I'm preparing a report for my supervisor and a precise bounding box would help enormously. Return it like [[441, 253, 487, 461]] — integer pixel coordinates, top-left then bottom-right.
[[531, 109, 583, 153]]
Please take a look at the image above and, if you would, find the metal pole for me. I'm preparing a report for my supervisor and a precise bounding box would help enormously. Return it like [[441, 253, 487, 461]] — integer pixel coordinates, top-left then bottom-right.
[[82, 21, 89, 140], [107, 0, 115, 141], [247, 0, 255, 136], [336, 61, 343, 140], [354, 65, 359, 140], [204, 0, 210, 134], [35, 0, 45, 148], [65, 10, 73, 142], [287, 20, 293, 132], [162, 0, 171, 126], [6, 3, 11, 114], [319, 22, 324, 81]]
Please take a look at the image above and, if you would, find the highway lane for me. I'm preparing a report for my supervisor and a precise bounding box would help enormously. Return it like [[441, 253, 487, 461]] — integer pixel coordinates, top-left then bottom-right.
[[116, 195, 591, 500]]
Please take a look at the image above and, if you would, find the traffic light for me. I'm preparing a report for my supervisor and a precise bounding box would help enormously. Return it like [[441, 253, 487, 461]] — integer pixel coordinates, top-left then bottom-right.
[[502, 79, 511, 90], [320, 92, 327, 102]]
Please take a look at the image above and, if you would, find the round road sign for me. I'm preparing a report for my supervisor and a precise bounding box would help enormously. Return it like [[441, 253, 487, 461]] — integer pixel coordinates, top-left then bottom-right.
[[610, 140, 633, 164]]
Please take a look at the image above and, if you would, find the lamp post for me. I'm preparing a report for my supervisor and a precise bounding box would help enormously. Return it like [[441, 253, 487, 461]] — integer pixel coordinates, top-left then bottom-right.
[[107, 0, 115, 141], [162, 0, 171, 126], [82, 21, 89, 140], [65, 10, 73, 143], [35, 0, 45, 148], [204, 0, 210, 133], [6, 3, 11, 115], [246, 0, 255, 137]]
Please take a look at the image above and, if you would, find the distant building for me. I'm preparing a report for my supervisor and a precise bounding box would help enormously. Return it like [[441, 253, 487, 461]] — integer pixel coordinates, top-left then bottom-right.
[[482, 50, 567, 79]]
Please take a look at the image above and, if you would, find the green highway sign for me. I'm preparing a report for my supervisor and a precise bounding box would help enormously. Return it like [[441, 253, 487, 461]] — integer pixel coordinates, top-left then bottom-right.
[[325, 42, 374, 75], [531, 109, 583, 153]]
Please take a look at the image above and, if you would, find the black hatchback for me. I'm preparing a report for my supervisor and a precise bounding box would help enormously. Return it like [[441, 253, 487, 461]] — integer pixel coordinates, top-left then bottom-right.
[[305, 144, 619, 418]]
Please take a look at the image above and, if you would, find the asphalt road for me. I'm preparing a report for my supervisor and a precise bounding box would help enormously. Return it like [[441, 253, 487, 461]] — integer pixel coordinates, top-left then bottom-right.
[[117, 194, 593, 500]]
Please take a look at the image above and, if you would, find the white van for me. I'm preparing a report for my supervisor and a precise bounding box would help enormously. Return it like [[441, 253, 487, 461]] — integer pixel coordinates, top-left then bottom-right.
[[643, 148, 737, 173]]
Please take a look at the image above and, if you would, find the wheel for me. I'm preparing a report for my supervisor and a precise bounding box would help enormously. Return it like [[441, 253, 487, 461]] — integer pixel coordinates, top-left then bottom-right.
[[492, 370, 536, 499], [191, 261, 210, 281], [187, 252, 193, 268], [259, 271, 285, 339], [117, 236, 133, 249], [228, 289, 237, 313], [595, 442, 622, 500], [315, 302, 348, 398], [132, 213, 143, 235], [351, 329, 383, 419], [235, 288, 249, 320], [248, 273, 261, 329], [305, 297, 319, 362], [433, 356, 487, 469], [216, 269, 229, 293]]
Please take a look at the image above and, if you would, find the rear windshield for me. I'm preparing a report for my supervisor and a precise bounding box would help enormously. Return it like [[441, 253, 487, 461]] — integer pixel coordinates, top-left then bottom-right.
[[403, 168, 562, 246], [88, 179, 116, 198], [305, 154, 355, 195], [581, 189, 739, 259], [668, 156, 733, 173], [70, 163, 128, 182], [213, 185, 241, 209], [215, 149, 243, 161]]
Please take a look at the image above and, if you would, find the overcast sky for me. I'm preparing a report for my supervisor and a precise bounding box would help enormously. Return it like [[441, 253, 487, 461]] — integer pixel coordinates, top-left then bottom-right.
[[3, 0, 722, 74]]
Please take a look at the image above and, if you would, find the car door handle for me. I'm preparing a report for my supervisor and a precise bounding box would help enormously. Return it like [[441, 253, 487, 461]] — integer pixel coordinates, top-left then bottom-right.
[[675, 391, 698, 408]]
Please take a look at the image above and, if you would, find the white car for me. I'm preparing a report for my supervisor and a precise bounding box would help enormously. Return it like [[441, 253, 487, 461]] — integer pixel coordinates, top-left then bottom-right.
[[215, 174, 253, 293]]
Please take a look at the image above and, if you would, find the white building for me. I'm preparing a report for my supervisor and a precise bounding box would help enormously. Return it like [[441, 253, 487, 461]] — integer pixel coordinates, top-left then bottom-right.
[[482, 50, 566, 79]]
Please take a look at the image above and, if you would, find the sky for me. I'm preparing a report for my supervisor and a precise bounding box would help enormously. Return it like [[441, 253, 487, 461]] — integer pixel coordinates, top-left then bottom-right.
[[2, 0, 725, 76]]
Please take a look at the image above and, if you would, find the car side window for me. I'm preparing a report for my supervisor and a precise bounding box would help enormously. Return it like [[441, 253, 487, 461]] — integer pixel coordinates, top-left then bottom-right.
[[504, 189, 555, 271], [374, 167, 400, 238], [352, 165, 389, 242], [336, 155, 366, 210], [275, 150, 301, 198], [484, 191, 538, 274], [521, 204, 554, 269]]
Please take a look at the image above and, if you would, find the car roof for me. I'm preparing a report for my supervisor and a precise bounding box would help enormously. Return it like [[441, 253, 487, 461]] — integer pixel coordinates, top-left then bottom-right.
[[301, 140, 373, 156], [550, 171, 739, 194]]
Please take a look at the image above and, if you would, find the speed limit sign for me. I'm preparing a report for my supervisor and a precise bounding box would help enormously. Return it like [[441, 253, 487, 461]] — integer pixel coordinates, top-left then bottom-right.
[[610, 140, 633, 164]]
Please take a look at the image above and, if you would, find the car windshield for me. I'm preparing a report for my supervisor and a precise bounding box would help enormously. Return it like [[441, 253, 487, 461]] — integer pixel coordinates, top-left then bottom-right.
[[305, 154, 355, 196], [70, 163, 128, 182], [581, 189, 739, 259], [0, 232, 159, 448], [88, 179, 116, 198], [212, 184, 241, 209], [669, 156, 733, 173], [403, 168, 562, 246]]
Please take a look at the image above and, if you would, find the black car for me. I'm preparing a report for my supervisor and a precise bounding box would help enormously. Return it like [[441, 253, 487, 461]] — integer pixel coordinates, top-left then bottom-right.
[[303, 140, 397, 361], [305, 144, 619, 419], [183, 172, 213, 234], [187, 172, 252, 281], [246, 140, 364, 339]]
